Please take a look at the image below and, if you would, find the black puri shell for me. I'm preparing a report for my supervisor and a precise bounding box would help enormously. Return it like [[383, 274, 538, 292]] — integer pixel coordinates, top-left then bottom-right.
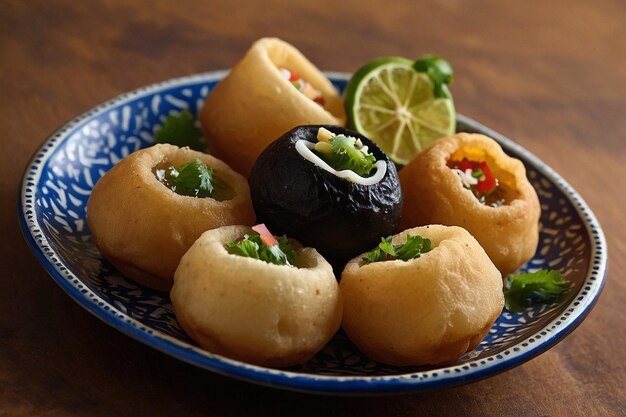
[[249, 125, 403, 264]]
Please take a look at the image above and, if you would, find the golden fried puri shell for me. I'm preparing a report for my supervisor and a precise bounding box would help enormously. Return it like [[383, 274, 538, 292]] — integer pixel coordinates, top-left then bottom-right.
[[340, 225, 503, 366], [171, 225, 342, 367], [87, 144, 255, 291], [200, 37, 346, 176], [400, 133, 540, 276]]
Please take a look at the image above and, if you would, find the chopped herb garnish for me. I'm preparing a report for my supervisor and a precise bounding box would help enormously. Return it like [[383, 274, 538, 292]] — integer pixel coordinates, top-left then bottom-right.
[[315, 134, 377, 177], [413, 55, 454, 99], [155, 159, 234, 200], [504, 269, 572, 312], [364, 237, 396, 263], [171, 159, 214, 197], [159, 159, 214, 198], [155, 110, 204, 151], [471, 168, 485, 179], [363, 234, 432, 264], [225, 233, 296, 266]]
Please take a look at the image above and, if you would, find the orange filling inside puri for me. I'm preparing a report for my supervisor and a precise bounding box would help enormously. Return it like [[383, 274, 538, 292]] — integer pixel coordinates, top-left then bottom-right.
[[448, 147, 519, 206]]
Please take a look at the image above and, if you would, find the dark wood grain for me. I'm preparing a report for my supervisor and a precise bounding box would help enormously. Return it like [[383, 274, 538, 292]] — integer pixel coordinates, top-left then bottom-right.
[[1, 0, 625, 415]]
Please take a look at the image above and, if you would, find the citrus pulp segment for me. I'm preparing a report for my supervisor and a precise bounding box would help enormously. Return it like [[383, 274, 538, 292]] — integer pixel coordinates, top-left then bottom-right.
[[346, 60, 455, 166]]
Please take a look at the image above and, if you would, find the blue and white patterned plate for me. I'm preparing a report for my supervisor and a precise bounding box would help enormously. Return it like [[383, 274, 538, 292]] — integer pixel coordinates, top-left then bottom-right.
[[19, 71, 607, 394]]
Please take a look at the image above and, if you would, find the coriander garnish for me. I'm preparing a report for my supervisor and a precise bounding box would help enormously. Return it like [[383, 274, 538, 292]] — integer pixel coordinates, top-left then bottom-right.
[[225, 233, 296, 266], [155, 110, 204, 151], [504, 269, 572, 312], [363, 234, 432, 264], [313, 131, 377, 177]]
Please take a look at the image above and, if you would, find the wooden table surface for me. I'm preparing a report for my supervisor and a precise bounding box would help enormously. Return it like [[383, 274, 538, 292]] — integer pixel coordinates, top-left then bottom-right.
[[2, 0, 625, 415]]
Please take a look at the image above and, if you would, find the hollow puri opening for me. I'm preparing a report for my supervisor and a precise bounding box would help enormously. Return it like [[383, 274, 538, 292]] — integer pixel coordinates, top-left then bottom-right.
[[264, 42, 330, 110], [448, 146, 522, 206], [151, 159, 235, 201], [359, 231, 440, 267], [221, 232, 306, 269]]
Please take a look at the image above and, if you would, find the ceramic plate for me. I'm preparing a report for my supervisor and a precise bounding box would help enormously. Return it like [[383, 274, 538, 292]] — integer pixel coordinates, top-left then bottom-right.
[[19, 71, 607, 394]]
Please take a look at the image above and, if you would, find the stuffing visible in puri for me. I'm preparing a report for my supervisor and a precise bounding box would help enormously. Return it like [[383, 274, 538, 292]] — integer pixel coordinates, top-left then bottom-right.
[[400, 133, 540, 276], [200, 37, 346, 177], [171, 224, 342, 367], [249, 125, 403, 265], [340, 225, 504, 366], [87, 144, 255, 291]]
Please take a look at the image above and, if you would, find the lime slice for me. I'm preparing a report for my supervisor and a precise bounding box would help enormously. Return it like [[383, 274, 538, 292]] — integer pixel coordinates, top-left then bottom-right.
[[345, 57, 456, 166]]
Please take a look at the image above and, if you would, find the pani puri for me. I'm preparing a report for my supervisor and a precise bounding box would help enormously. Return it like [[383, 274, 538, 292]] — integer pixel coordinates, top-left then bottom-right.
[[87, 144, 255, 291], [171, 225, 342, 367], [340, 225, 503, 366], [400, 133, 540, 276], [200, 37, 346, 176]]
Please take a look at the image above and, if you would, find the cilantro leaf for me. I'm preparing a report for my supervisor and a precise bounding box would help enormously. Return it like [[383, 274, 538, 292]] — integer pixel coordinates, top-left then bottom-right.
[[277, 236, 297, 265], [364, 237, 396, 263], [413, 55, 454, 99], [363, 234, 432, 264], [225, 235, 260, 259], [316, 134, 377, 177], [225, 233, 296, 266], [155, 110, 204, 151], [504, 269, 572, 312], [156, 159, 235, 201], [394, 235, 432, 261], [166, 159, 214, 198]]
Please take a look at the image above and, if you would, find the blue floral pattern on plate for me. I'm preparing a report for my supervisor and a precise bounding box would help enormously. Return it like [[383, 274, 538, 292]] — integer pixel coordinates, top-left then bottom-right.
[[19, 71, 607, 394]]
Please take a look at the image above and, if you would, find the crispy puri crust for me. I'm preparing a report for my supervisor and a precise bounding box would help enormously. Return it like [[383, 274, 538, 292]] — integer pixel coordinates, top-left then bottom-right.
[[400, 133, 540, 276], [86, 144, 255, 291], [340, 225, 504, 366], [170, 225, 342, 367], [200, 37, 346, 177]]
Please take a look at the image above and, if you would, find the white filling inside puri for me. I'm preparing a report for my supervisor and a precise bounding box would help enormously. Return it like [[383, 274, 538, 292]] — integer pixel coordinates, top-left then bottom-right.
[[295, 140, 387, 185]]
